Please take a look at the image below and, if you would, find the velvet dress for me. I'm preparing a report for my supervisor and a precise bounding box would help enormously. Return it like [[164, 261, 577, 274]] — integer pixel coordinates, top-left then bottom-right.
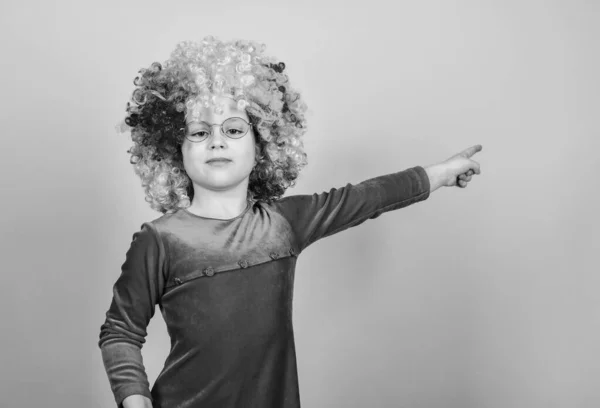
[[98, 166, 431, 408]]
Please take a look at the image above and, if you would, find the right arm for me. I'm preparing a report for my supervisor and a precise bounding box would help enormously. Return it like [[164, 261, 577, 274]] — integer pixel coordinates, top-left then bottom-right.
[[98, 222, 168, 408]]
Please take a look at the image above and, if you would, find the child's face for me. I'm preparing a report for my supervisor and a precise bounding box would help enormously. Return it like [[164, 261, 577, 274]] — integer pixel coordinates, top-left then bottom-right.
[[181, 95, 256, 196]]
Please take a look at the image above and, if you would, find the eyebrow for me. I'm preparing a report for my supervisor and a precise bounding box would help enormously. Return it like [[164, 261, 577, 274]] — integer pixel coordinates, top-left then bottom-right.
[[187, 115, 247, 124]]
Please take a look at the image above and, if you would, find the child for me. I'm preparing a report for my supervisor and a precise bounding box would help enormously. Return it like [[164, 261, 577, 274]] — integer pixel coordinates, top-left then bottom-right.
[[98, 36, 482, 408]]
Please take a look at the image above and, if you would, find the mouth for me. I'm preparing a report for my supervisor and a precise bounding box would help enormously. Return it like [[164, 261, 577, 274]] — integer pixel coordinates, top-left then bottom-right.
[[206, 159, 232, 164]]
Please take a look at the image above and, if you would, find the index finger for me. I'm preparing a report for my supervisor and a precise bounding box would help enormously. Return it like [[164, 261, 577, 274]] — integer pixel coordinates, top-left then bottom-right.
[[463, 144, 483, 158]]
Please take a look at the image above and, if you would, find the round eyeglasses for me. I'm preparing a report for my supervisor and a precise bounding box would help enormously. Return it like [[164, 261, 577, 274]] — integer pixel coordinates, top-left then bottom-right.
[[185, 117, 252, 143]]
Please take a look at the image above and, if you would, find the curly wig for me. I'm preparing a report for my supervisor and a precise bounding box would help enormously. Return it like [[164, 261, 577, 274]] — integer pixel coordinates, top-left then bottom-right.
[[117, 36, 309, 214]]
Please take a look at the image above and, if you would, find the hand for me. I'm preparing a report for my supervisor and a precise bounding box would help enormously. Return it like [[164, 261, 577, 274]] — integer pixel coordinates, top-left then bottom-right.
[[435, 145, 483, 189], [122, 394, 153, 408]]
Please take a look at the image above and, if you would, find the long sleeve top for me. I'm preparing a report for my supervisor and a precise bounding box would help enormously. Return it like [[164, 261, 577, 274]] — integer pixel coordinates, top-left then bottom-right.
[[98, 166, 431, 408]]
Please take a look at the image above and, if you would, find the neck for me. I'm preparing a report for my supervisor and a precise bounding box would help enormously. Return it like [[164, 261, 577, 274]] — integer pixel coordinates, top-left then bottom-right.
[[188, 186, 250, 220]]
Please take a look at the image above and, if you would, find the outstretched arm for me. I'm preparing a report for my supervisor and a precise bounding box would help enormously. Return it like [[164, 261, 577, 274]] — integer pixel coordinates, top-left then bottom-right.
[[272, 165, 431, 253], [272, 144, 483, 253]]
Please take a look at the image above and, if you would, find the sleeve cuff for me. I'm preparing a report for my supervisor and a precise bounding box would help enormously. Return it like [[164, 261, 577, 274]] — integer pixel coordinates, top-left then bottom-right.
[[412, 165, 431, 198]]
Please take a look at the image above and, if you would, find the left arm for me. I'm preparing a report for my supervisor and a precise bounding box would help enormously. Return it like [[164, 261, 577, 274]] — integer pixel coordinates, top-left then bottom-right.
[[272, 144, 483, 253], [272, 166, 431, 253]]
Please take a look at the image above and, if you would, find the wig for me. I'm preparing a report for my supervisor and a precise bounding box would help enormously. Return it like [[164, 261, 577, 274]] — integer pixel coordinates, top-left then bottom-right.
[[117, 36, 309, 214]]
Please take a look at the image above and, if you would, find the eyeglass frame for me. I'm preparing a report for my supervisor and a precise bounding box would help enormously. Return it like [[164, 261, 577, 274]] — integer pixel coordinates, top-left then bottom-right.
[[183, 117, 253, 143]]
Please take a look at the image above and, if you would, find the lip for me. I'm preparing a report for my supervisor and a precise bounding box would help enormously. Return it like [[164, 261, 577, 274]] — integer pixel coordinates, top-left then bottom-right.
[[206, 158, 232, 163]]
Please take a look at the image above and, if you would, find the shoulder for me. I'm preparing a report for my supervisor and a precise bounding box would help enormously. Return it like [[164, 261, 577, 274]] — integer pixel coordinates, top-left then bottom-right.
[[254, 198, 296, 225], [142, 209, 187, 233]]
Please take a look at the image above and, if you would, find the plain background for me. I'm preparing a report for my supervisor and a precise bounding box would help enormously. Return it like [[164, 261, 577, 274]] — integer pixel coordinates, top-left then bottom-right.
[[1, 0, 598, 407]]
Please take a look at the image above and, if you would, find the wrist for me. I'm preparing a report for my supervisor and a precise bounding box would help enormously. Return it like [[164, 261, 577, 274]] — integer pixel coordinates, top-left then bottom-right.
[[424, 164, 446, 193]]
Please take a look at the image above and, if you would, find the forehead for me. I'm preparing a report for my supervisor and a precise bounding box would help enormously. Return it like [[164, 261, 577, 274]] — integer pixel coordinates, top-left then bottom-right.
[[185, 96, 247, 124]]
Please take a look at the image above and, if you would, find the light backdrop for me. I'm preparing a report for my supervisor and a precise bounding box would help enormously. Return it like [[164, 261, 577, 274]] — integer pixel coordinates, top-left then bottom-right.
[[0, 1, 598, 407]]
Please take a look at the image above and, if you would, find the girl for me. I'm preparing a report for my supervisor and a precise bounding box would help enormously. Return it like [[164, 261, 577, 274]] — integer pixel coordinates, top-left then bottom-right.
[[98, 36, 482, 408]]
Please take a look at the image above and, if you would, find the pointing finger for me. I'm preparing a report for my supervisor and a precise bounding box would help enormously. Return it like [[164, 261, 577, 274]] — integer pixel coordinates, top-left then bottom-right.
[[462, 145, 482, 159]]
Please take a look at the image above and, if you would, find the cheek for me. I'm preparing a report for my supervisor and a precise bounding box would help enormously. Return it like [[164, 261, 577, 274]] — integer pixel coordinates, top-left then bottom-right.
[[181, 145, 204, 171], [245, 140, 258, 165]]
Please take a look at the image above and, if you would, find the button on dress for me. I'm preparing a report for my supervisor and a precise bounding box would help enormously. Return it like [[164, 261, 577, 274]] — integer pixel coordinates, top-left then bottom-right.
[[98, 166, 430, 408]]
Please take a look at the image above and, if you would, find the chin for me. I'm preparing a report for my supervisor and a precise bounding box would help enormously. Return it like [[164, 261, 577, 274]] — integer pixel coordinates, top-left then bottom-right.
[[204, 173, 249, 186]]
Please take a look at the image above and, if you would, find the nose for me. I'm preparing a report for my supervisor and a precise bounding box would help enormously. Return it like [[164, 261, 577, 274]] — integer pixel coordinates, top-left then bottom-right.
[[207, 125, 228, 149]]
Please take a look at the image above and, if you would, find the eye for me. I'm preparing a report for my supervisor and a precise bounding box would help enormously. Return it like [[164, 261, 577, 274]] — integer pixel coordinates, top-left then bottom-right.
[[225, 129, 242, 135], [191, 131, 209, 137]]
